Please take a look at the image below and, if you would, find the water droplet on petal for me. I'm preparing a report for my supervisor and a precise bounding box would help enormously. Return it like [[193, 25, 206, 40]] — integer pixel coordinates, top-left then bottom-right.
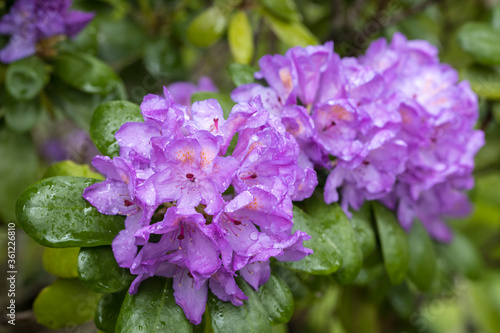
[[250, 232, 258, 240]]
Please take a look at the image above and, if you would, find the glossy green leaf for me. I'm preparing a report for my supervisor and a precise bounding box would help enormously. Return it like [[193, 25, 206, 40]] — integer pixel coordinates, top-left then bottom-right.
[[116, 277, 192, 333], [208, 278, 271, 333], [457, 22, 500, 65], [437, 232, 484, 279], [228, 11, 254, 65], [187, 7, 227, 48], [5, 56, 47, 100], [228, 63, 256, 86], [4, 95, 40, 132], [0, 128, 38, 222], [407, 221, 438, 291], [78, 246, 133, 293], [372, 202, 409, 285], [261, 0, 300, 22], [90, 100, 143, 157], [279, 205, 342, 275], [33, 278, 101, 329], [349, 204, 376, 259], [305, 193, 363, 284], [43, 160, 103, 179], [191, 92, 235, 119], [265, 15, 318, 47], [16, 176, 125, 248], [143, 38, 182, 78], [257, 274, 293, 325], [53, 52, 121, 94], [95, 291, 126, 333], [43, 247, 80, 278], [460, 65, 500, 99]]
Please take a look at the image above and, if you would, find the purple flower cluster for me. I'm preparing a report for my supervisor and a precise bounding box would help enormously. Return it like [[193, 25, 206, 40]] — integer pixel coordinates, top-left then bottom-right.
[[232, 33, 484, 242], [83, 88, 315, 324], [0, 0, 94, 63]]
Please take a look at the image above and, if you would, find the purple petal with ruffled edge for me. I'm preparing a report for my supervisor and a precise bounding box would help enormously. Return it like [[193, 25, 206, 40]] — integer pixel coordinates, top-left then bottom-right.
[[209, 267, 248, 306], [239, 261, 271, 290], [173, 268, 208, 325]]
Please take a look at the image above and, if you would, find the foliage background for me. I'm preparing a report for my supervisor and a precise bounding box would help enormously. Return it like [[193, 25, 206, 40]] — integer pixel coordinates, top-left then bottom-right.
[[1, 0, 500, 332]]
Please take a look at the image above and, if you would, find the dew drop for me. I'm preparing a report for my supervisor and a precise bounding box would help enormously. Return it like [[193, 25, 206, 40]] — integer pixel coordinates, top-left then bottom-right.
[[250, 232, 258, 240]]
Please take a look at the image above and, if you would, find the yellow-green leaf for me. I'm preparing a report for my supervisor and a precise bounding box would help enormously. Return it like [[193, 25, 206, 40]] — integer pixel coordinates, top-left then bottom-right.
[[265, 15, 318, 47], [43, 247, 80, 278], [228, 11, 254, 64], [33, 278, 101, 329], [187, 7, 227, 48]]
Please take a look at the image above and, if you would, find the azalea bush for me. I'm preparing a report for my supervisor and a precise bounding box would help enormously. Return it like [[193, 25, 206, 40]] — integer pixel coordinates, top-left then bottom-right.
[[3, 0, 500, 332]]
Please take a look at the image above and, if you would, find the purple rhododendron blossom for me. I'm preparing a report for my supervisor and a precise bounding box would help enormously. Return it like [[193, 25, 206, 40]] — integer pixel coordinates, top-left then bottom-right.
[[0, 0, 94, 63], [233, 32, 484, 242], [83, 86, 315, 324]]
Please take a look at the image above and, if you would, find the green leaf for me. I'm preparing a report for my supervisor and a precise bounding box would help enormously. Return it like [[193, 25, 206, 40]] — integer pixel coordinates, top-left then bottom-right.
[[78, 246, 133, 293], [95, 291, 126, 333], [493, 6, 500, 31], [279, 205, 342, 275], [469, 272, 500, 332], [228, 63, 256, 86], [4, 95, 41, 132], [208, 278, 271, 333], [387, 282, 415, 318], [187, 7, 227, 48], [191, 92, 235, 119], [43, 247, 80, 278], [303, 193, 363, 284], [90, 100, 143, 157], [457, 22, 500, 66], [43, 160, 103, 179], [257, 274, 293, 325], [437, 231, 484, 279], [460, 65, 500, 99], [33, 278, 101, 329], [338, 288, 379, 333], [261, 0, 301, 22], [349, 204, 376, 259], [265, 15, 318, 47], [0, 128, 38, 222], [97, 18, 147, 64], [116, 277, 192, 333], [228, 11, 254, 65], [143, 38, 182, 78], [16, 176, 125, 248], [53, 52, 121, 94], [47, 77, 122, 131], [407, 221, 438, 291], [5, 56, 47, 100], [372, 202, 409, 285]]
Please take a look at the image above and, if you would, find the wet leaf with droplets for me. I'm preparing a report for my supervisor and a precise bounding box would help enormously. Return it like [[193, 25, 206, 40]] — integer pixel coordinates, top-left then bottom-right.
[[78, 246, 134, 293], [116, 277, 193, 333], [16, 176, 125, 248], [279, 204, 343, 275], [90, 100, 143, 157], [257, 273, 294, 325], [208, 278, 272, 333]]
